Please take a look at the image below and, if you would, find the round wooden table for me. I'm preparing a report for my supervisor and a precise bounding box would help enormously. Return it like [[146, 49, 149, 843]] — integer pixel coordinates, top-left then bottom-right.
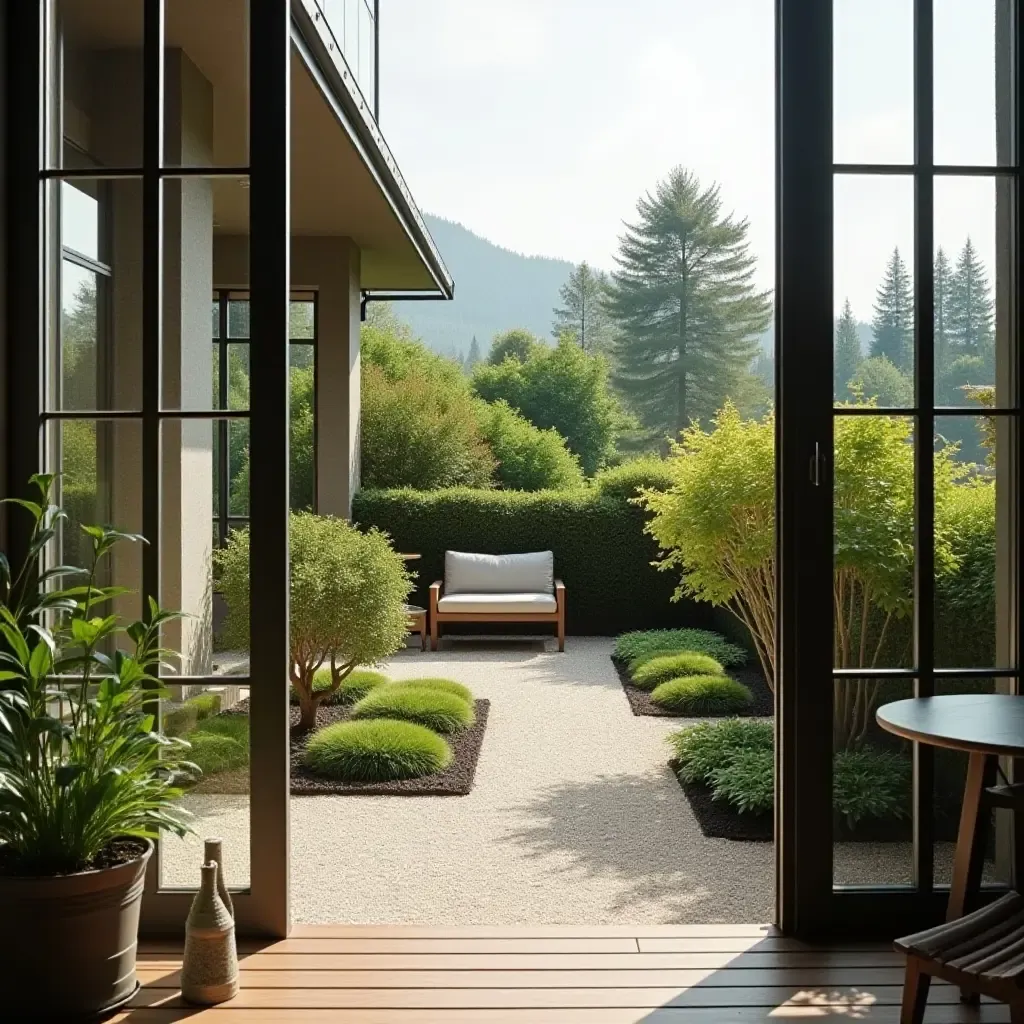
[[877, 694, 1024, 921]]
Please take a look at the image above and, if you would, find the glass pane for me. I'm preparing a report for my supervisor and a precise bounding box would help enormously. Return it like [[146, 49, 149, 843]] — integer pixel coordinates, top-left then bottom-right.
[[833, 416, 915, 670], [162, 1, 249, 167], [935, 177, 997, 406], [932, 679, 1009, 890], [228, 421, 250, 517], [212, 300, 221, 339], [290, 299, 315, 340], [834, 176, 914, 404], [290, 346, 315, 511], [52, 178, 142, 412], [935, 416, 1000, 669], [833, 677, 914, 886], [158, 683, 251, 890], [935, 0, 1006, 167], [53, 0, 143, 169], [163, 180, 247, 408], [228, 299, 251, 339], [228, 345, 251, 410], [49, 419, 144, 625], [833, 0, 913, 165]]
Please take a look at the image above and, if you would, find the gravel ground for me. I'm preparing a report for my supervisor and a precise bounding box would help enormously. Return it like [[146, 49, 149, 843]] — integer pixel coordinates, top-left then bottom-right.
[[161, 637, 981, 923]]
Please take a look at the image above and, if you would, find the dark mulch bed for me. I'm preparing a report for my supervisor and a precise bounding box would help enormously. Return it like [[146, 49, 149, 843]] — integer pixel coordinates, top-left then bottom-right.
[[612, 657, 774, 719], [204, 698, 490, 797]]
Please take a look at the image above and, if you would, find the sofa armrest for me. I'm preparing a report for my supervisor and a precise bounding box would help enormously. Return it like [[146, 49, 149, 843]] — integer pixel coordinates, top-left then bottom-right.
[[429, 580, 443, 617], [554, 579, 565, 605]]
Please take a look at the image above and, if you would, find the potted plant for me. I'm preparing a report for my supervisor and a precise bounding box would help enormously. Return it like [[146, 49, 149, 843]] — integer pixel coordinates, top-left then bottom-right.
[[0, 475, 193, 1018]]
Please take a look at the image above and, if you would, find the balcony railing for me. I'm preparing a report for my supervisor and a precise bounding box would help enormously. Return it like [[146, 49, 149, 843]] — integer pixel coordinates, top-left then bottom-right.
[[314, 0, 377, 117]]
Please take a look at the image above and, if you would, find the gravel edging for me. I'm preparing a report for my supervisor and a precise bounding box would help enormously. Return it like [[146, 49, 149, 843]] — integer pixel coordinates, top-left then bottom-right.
[[193, 698, 490, 797], [611, 657, 774, 718]]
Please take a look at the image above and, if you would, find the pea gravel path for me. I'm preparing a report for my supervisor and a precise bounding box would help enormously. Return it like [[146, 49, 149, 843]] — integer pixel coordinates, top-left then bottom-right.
[[163, 637, 965, 924]]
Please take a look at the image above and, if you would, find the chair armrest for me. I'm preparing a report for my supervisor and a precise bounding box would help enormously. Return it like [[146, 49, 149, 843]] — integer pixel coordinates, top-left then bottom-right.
[[554, 579, 565, 604], [429, 580, 443, 616]]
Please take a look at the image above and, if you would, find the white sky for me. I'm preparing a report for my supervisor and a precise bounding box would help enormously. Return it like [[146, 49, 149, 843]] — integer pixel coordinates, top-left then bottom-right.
[[380, 0, 1000, 321]]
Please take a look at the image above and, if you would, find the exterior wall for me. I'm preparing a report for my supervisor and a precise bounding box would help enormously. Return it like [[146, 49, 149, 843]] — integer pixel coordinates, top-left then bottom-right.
[[213, 234, 362, 518]]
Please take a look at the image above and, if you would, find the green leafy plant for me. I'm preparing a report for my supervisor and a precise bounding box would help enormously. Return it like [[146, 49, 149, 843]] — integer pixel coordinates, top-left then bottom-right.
[[631, 651, 724, 689], [593, 457, 676, 502], [650, 675, 753, 714], [833, 748, 910, 829], [217, 512, 413, 731], [290, 668, 390, 707], [304, 719, 452, 782], [668, 718, 772, 784], [0, 475, 192, 875], [351, 686, 475, 734], [613, 629, 748, 668], [386, 677, 473, 704], [708, 747, 773, 815]]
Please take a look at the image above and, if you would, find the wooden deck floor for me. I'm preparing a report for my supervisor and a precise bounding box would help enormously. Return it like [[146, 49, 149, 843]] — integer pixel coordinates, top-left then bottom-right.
[[119, 924, 1011, 1022]]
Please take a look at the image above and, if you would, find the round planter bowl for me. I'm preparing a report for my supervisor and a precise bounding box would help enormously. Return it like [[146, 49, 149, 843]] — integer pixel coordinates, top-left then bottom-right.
[[0, 838, 153, 1018]]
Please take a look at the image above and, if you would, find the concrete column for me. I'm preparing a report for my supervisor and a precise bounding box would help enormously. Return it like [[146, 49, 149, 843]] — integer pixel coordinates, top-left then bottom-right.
[[314, 239, 361, 518]]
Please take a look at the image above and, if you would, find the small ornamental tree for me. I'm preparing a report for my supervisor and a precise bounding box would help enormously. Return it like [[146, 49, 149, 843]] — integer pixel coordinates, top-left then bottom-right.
[[639, 402, 967, 748], [216, 513, 413, 730]]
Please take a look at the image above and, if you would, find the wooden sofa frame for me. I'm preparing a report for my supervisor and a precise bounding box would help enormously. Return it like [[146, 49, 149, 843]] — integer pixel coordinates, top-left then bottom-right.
[[429, 579, 565, 653]]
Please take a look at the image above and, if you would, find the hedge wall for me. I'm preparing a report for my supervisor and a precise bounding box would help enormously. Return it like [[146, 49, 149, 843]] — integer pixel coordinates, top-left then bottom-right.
[[352, 488, 716, 636]]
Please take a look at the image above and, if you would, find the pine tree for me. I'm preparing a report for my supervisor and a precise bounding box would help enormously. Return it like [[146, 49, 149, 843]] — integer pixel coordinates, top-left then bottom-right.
[[948, 237, 994, 374], [552, 261, 612, 352], [934, 247, 952, 377], [870, 247, 914, 373], [465, 335, 482, 372], [834, 297, 862, 398], [606, 167, 772, 436]]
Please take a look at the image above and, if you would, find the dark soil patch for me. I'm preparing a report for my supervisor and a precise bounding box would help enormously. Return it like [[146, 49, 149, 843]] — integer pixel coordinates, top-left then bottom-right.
[[612, 657, 773, 718], [0, 838, 148, 876], [197, 699, 490, 797]]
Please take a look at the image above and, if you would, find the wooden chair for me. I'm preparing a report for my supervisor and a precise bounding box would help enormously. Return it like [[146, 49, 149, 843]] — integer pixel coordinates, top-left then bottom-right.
[[405, 604, 427, 652], [896, 890, 1024, 1023]]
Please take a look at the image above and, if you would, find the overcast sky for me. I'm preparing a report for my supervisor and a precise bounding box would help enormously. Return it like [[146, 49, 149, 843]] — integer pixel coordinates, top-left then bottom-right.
[[380, 0, 999, 321]]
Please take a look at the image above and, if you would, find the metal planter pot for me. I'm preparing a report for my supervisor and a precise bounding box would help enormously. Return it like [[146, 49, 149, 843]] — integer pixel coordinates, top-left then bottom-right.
[[0, 839, 153, 1019]]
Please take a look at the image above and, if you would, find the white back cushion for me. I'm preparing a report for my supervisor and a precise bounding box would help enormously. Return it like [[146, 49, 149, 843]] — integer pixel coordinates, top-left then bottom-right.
[[445, 550, 554, 595]]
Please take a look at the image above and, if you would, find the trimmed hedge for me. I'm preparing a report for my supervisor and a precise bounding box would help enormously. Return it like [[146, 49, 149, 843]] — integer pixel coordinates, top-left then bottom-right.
[[353, 488, 717, 636]]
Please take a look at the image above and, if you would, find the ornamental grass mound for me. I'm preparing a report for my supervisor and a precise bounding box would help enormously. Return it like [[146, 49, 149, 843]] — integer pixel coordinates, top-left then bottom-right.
[[631, 651, 724, 690], [290, 668, 390, 707], [351, 686, 476, 734], [385, 677, 473, 704], [186, 733, 248, 777], [304, 720, 453, 782], [650, 674, 753, 714], [614, 629, 748, 669]]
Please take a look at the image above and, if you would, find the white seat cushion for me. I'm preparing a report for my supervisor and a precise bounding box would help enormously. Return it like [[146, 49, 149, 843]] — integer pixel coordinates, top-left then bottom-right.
[[445, 550, 553, 595], [436, 592, 558, 614]]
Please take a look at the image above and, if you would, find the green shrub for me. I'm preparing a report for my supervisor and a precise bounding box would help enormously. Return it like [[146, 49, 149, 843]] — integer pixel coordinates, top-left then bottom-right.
[[353, 489, 714, 635], [188, 692, 222, 721], [477, 400, 584, 491], [708, 748, 773, 815], [650, 675, 753, 714], [594, 457, 676, 501], [614, 629, 748, 667], [631, 651, 724, 689], [194, 715, 250, 746], [163, 703, 200, 739], [186, 733, 249, 777], [290, 668, 390, 706], [304, 719, 453, 781], [386, 678, 474, 704], [351, 687, 476, 733], [834, 748, 910, 828], [669, 718, 773, 784]]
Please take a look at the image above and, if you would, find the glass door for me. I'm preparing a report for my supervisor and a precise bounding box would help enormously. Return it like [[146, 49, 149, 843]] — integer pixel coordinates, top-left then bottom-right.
[[777, 0, 1023, 935]]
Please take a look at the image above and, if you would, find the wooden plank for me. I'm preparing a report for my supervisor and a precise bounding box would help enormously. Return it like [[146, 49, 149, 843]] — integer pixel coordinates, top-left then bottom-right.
[[106, 1004, 1013, 1023], [127, 983, 993, 1009], [637, 937, 890, 953], [140, 937, 640, 955], [286, 924, 779, 940], [138, 951, 906, 973]]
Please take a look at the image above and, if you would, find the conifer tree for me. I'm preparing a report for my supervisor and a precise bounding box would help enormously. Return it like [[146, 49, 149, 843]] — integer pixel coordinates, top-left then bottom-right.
[[465, 335, 482, 372], [934, 247, 952, 376], [834, 297, 862, 398], [606, 167, 772, 436], [552, 261, 612, 352], [870, 247, 914, 373], [948, 237, 994, 374]]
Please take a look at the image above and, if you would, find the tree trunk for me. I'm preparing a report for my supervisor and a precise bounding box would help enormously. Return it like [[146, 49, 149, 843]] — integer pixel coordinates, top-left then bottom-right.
[[296, 690, 320, 732]]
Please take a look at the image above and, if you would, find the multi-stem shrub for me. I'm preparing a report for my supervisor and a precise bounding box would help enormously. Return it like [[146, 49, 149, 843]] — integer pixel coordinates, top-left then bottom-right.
[[631, 652, 724, 690], [304, 720, 452, 782], [351, 687, 475, 734], [650, 675, 753, 715]]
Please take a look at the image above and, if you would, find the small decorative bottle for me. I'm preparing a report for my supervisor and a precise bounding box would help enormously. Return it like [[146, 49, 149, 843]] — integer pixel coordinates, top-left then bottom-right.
[[181, 861, 239, 1005], [204, 837, 234, 919]]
